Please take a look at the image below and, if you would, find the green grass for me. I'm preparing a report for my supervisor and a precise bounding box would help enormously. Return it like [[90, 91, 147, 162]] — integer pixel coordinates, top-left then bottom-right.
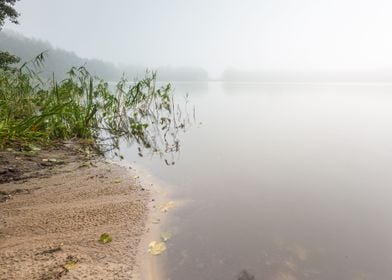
[[0, 53, 186, 155]]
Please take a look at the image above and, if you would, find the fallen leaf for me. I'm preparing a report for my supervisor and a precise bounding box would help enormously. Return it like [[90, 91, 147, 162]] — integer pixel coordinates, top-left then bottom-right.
[[64, 256, 79, 270], [113, 180, 122, 183], [289, 244, 308, 261], [160, 231, 172, 242], [160, 201, 176, 212], [148, 241, 167, 255], [285, 260, 298, 272], [29, 145, 41, 151], [151, 218, 160, 224], [99, 233, 113, 244], [64, 261, 77, 270]]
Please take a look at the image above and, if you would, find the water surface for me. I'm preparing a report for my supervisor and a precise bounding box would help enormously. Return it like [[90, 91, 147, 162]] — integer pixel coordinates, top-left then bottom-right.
[[122, 82, 392, 280]]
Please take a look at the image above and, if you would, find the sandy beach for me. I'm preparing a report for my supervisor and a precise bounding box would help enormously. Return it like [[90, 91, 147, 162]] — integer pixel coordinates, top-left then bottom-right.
[[0, 145, 151, 279]]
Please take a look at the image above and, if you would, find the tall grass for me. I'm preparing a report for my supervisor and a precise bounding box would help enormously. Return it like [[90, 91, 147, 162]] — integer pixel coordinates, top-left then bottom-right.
[[0, 54, 188, 156]]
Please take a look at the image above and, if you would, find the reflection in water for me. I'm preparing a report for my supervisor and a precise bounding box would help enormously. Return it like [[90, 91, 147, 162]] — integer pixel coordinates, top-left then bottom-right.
[[123, 82, 392, 279], [136, 93, 192, 163], [158, 93, 194, 165], [118, 83, 195, 165]]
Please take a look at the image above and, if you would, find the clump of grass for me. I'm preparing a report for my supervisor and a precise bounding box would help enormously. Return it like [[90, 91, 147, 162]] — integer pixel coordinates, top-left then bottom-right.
[[0, 53, 188, 156]]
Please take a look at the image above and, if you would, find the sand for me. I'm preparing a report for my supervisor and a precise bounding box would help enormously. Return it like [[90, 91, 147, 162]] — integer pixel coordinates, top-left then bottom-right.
[[0, 146, 150, 280]]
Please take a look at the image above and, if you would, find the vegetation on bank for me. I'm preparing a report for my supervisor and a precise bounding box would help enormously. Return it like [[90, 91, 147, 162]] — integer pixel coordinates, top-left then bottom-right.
[[0, 0, 189, 158], [0, 54, 187, 156]]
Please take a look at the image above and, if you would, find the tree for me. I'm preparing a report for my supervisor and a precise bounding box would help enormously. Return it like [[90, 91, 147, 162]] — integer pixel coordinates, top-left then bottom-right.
[[0, 50, 19, 69], [0, 0, 19, 69], [0, 0, 19, 29]]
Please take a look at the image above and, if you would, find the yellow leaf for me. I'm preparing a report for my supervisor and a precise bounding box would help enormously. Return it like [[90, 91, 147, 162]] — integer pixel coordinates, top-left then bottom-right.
[[64, 261, 77, 270], [64, 256, 79, 270], [99, 233, 113, 244], [148, 241, 167, 255], [160, 201, 176, 212]]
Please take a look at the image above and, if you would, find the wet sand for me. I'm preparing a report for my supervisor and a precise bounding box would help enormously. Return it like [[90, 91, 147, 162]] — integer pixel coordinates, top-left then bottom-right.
[[0, 146, 151, 279]]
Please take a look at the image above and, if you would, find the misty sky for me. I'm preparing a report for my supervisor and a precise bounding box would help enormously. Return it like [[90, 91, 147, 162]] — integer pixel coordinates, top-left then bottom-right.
[[5, 0, 392, 76]]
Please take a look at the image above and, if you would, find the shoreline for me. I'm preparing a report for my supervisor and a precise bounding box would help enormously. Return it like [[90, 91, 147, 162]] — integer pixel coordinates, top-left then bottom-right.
[[114, 160, 177, 280], [0, 145, 165, 279]]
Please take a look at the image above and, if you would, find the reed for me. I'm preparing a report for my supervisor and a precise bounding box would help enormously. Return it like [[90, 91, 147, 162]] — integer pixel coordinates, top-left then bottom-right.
[[0, 53, 186, 155]]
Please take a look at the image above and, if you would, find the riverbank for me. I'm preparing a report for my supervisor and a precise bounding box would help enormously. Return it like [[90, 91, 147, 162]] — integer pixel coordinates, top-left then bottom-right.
[[0, 144, 150, 279]]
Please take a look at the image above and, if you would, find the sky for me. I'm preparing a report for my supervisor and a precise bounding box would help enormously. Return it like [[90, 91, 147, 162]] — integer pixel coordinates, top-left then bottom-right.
[[5, 0, 392, 77]]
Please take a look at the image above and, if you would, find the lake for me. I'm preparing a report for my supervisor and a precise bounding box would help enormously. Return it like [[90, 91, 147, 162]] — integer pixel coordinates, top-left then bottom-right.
[[121, 82, 392, 280]]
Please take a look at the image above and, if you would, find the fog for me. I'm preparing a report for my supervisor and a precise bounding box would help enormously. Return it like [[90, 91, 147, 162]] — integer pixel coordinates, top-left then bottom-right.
[[4, 2, 392, 279], [5, 0, 392, 79]]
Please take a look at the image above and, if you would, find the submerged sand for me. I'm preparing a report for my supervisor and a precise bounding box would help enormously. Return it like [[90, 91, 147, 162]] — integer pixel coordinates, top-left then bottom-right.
[[0, 147, 150, 279]]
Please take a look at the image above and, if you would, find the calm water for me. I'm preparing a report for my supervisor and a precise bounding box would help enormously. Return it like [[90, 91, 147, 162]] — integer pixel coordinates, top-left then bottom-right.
[[122, 82, 392, 280]]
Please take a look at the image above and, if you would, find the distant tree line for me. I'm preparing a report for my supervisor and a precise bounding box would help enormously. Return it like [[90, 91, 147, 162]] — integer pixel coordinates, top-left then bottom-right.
[[0, 31, 209, 81], [0, 0, 20, 69]]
